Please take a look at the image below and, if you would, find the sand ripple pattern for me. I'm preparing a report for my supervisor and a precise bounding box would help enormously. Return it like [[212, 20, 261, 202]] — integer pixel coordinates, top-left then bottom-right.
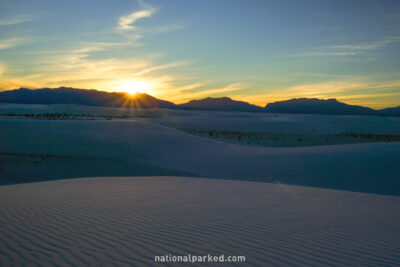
[[0, 177, 399, 266]]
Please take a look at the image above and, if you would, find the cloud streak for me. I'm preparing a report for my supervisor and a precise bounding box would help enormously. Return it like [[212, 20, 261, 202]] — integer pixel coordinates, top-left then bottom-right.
[[0, 42, 192, 97], [0, 62, 5, 76], [118, 9, 155, 31], [285, 51, 358, 57], [0, 14, 34, 26], [324, 36, 400, 51], [179, 83, 248, 100], [0, 38, 21, 49], [285, 36, 400, 57]]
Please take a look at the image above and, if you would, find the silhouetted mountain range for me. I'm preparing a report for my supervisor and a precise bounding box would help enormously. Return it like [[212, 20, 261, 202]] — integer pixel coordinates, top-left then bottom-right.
[[264, 98, 400, 117], [378, 106, 400, 117], [180, 97, 264, 112], [0, 87, 175, 109], [264, 98, 377, 115], [0, 87, 398, 116]]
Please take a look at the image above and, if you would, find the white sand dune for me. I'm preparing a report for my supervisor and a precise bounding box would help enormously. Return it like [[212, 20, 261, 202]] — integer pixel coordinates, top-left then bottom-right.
[[0, 177, 399, 266], [2, 103, 400, 135], [1, 118, 399, 195], [1, 106, 399, 265]]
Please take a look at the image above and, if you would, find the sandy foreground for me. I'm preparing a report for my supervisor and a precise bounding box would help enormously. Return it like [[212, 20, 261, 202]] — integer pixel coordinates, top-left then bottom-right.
[[0, 176, 399, 266]]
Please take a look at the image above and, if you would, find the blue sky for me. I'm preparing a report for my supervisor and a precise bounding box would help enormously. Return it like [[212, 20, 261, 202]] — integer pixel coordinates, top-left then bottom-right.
[[0, 0, 399, 107]]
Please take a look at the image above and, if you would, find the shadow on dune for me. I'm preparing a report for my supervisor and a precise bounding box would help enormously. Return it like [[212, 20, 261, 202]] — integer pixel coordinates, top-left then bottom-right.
[[1, 151, 400, 196], [0, 153, 196, 185], [1, 119, 399, 196]]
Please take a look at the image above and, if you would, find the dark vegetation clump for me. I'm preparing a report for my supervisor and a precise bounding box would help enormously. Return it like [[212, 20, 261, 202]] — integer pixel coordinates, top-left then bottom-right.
[[182, 129, 400, 147]]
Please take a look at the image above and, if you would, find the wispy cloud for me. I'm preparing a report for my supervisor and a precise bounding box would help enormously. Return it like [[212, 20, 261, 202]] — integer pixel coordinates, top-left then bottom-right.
[[325, 36, 400, 51], [175, 83, 204, 91], [135, 61, 191, 76], [0, 38, 21, 49], [157, 82, 204, 101], [0, 14, 34, 26], [286, 51, 358, 57], [180, 83, 248, 100], [118, 8, 156, 31], [0, 43, 192, 95], [0, 62, 5, 76], [71, 41, 137, 55], [280, 81, 369, 96], [285, 36, 400, 57], [0, 1, 197, 98]]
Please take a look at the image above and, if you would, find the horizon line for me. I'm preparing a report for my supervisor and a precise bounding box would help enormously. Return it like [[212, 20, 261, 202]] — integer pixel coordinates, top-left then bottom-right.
[[1, 86, 399, 110]]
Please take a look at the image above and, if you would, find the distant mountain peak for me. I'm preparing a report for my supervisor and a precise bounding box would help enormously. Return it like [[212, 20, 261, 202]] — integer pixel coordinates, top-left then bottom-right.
[[0, 87, 175, 109], [180, 96, 264, 112], [264, 97, 377, 115], [280, 97, 338, 103]]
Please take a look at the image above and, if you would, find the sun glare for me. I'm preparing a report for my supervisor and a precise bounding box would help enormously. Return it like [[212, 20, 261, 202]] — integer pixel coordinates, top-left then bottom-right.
[[118, 80, 151, 95]]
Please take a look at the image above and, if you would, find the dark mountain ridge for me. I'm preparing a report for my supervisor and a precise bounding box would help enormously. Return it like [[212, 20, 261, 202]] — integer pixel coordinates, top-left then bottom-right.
[[0, 87, 398, 116], [265, 98, 377, 115], [0, 87, 175, 109], [378, 106, 400, 117], [180, 97, 264, 112]]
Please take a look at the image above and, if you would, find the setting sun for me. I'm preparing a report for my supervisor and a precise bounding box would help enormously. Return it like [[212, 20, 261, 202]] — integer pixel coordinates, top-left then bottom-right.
[[118, 80, 151, 95]]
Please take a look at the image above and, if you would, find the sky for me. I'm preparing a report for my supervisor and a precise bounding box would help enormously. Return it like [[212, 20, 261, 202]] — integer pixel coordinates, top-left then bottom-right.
[[0, 0, 399, 108]]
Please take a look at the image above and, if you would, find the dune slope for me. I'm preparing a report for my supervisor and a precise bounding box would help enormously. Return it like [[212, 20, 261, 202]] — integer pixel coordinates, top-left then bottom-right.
[[0, 177, 399, 266], [1, 119, 399, 195]]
